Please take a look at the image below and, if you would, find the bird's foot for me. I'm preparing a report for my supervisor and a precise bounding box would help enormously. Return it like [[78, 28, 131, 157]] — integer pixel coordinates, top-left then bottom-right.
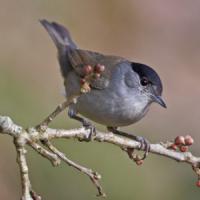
[[107, 127, 150, 161], [135, 136, 150, 160], [68, 108, 96, 142], [80, 120, 96, 142]]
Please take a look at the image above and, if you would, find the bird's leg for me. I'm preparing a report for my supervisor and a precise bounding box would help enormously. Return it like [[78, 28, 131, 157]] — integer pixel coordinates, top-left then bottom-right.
[[107, 127, 150, 160], [68, 106, 96, 141]]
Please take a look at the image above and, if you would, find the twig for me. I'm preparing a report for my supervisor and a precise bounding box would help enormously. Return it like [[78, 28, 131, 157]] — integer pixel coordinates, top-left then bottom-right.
[[36, 100, 70, 130], [36, 97, 78, 130], [43, 140, 105, 197], [28, 142, 61, 166], [14, 138, 33, 200], [41, 127, 200, 168], [14, 137, 41, 200]]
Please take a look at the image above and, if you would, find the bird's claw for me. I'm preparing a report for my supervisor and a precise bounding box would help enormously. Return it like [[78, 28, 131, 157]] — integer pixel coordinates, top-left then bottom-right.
[[81, 120, 96, 141], [135, 136, 150, 160]]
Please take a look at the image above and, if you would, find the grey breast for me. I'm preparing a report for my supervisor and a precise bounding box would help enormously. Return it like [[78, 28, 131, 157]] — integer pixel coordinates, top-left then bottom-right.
[[66, 62, 151, 127]]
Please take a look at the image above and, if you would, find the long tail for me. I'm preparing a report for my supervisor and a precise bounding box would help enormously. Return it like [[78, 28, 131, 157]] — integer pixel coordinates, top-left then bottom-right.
[[40, 19, 77, 51]]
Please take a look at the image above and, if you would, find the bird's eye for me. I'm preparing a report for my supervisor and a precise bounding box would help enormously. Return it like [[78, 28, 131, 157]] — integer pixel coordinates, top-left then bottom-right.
[[141, 77, 149, 86]]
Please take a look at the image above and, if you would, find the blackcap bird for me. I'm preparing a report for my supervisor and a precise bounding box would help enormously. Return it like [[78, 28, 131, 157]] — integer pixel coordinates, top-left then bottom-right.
[[40, 19, 166, 160]]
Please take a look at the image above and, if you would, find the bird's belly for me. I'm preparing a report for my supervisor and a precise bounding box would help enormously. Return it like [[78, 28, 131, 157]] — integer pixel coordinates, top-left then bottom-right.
[[76, 90, 149, 127]]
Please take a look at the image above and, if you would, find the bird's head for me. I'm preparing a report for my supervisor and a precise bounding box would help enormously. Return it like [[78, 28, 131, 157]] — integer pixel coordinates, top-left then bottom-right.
[[131, 62, 166, 108]]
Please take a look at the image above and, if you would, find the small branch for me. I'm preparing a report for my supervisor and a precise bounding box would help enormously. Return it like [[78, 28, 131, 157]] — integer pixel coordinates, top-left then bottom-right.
[[41, 127, 200, 168], [14, 137, 41, 200], [43, 140, 105, 197], [36, 97, 78, 130], [28, 142, 61, 166], [14, 138, 32, 200], [0, 116, 22, 137]]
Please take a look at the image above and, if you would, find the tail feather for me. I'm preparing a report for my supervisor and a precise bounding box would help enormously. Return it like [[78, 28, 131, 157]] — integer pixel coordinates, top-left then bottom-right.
[[40, 19, 77, 50]]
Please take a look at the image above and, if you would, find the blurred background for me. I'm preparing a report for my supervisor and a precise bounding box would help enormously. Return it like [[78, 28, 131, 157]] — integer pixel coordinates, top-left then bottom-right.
[[0, 0, 200, 199]]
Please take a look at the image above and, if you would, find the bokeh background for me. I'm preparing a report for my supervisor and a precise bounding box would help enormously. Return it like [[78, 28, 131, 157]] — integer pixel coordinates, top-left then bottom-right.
[[0, 0, 200, 199]]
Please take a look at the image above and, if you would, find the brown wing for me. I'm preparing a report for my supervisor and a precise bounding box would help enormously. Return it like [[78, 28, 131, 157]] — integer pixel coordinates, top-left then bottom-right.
[[67, 48, 126, 89]]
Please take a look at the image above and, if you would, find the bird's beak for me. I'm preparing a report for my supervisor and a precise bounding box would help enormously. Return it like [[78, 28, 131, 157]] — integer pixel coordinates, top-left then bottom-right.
[[151, 95, 167, 108]]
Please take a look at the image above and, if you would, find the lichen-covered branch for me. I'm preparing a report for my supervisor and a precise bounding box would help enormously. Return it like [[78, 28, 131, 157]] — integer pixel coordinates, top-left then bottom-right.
[[14, 138, 32, 200], [0, 103, 200, 199]]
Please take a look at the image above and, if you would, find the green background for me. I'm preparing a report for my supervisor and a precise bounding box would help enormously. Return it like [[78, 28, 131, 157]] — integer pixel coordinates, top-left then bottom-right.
[[0, 0, 200, 199]]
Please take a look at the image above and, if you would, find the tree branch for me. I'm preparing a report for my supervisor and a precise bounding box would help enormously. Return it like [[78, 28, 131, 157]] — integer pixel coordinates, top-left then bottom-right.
[[0, 102, 199, 199]]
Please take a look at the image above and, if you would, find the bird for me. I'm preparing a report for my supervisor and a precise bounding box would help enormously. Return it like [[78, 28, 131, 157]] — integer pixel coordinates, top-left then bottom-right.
[[40, 19, 166, 160]]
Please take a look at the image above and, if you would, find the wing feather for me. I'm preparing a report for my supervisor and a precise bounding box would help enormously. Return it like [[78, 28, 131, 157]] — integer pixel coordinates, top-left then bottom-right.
[[66, 49, 126, 89]]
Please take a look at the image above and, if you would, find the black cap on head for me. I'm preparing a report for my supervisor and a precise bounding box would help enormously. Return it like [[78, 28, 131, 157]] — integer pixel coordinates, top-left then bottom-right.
[[131, 62, 163, 96]]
